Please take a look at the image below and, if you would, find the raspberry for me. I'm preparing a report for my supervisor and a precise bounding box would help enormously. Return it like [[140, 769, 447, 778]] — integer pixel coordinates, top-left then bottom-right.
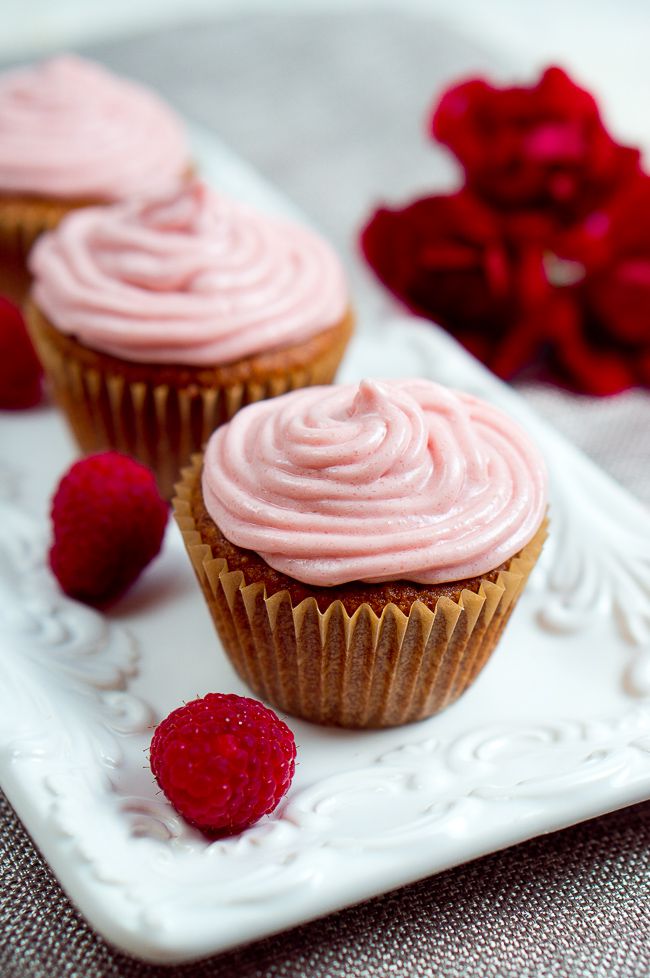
[[150, 693, 297, 836], [50, 451, 168, 606], [0, 296, 42, 408]]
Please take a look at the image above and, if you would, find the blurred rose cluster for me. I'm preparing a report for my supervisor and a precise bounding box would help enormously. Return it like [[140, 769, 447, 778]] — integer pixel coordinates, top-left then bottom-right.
[[361, 67, 650, 395]]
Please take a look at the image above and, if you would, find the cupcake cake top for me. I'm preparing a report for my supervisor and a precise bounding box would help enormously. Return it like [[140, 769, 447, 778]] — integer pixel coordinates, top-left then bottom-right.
[[0, 55, 188, 200], [202, 378, 547, 586], [29, 181, 349, 365]]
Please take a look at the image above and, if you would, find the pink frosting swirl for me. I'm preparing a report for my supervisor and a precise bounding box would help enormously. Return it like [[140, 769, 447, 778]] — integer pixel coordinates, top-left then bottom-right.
[[202, 378, 547, 585], [29, 182, 349, 365], [0, 55, 188, 199]]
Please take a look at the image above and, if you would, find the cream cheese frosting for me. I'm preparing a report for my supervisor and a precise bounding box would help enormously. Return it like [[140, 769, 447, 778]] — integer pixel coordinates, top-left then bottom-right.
[[29, 181, 349, 365], [202, 378, 548, 586], [0, 55, 188, 199]]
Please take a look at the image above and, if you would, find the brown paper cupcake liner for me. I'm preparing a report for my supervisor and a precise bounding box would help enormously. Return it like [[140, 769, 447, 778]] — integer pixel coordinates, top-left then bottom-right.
[[173, 456, 548, 729], [0, 166, 195, 303], [0, 195, 92, 303], [26, 303, 354, 500]]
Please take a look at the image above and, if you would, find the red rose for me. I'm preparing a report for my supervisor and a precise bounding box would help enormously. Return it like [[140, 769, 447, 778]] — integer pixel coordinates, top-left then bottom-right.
[[360, 190, 563, 378], [361, 66, 649, 396], [550, 176, 650, 392], [431, 67, 640, 221], [360, 181, 650, 395]]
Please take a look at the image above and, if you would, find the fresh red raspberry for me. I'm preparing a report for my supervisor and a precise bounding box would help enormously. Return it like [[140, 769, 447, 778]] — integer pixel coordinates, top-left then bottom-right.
[[0, 296, 42, 409], [150, 693, 297, 836], [50, 451, 168, 606]]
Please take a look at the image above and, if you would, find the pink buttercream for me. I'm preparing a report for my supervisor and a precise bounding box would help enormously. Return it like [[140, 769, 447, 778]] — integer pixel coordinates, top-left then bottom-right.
[[29, 181, 349, 365], [202, 379, 548, 586], [0, 55, 188, 199]]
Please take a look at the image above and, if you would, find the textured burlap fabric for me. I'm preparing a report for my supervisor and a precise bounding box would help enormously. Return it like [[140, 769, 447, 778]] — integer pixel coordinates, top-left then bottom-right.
[[1, 10, 649, 976], [2, 788, 649, 978]]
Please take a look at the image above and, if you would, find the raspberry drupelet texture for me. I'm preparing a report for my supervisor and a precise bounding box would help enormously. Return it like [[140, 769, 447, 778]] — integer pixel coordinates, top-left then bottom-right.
[[0, 296, 42, 408], [49, 451, 168, 606], [149, 693, 297, 836]]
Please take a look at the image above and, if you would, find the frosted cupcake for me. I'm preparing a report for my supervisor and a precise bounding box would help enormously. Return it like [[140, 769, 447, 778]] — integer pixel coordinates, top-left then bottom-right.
[[0, 55, 189, 300], [27, 182, 353, 498], [174, 378, 548, 728]]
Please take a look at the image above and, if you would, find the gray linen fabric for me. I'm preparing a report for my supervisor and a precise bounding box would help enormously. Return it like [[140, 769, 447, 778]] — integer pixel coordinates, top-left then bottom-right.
[[1, 10, 649, 976]]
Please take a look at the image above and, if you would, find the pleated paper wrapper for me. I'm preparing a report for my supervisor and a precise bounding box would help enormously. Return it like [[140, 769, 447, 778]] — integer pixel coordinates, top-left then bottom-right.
[[173, 458, 548, 729], [0, 195, 89, 303], [27, 305, 353, 499]]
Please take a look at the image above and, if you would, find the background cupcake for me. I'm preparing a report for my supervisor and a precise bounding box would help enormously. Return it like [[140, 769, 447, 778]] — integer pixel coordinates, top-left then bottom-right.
[[0, 55, 190, 301], [27, 181, 354, 498], [174, 378, 548, 728]]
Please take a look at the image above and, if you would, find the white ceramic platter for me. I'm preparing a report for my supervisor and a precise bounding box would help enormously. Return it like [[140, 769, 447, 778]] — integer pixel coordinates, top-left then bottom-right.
[[1, 127, 650, 965]]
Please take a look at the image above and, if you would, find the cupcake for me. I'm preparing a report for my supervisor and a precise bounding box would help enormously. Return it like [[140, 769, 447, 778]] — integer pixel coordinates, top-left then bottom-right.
[[0, 55, 189, 301], [173, 378, 548, 729], [27, 182, 353, 498]]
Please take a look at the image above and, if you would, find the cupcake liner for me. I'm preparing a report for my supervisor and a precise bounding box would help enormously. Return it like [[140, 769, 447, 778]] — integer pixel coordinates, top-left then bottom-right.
[[27, 304, 354, 500], [0, 196, 86, 303], [173, 457, 548, 729]]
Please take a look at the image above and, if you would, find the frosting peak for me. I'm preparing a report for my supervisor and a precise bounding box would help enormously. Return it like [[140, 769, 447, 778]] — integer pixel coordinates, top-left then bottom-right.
[[0, 55, 189, 199], [350, 378, 392, 417], [139, 181, 210, 234], [29, 181, 349, 365], [202, 379, 547, 586]]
